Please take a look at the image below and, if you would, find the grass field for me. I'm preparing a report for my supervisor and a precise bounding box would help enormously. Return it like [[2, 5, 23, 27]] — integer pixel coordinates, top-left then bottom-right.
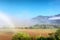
[[0, 29, 57, 40]]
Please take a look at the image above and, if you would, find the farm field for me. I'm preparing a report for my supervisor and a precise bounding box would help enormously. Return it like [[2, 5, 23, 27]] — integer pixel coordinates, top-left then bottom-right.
[[0, 29, 57, 40], [15, 29, 57, 37]]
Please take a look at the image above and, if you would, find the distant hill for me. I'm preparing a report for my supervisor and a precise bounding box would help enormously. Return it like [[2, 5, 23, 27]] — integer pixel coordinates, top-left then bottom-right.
[[32, 16, 50, 24], [32, 14, 60, 25], [30, 14, 60, 29]]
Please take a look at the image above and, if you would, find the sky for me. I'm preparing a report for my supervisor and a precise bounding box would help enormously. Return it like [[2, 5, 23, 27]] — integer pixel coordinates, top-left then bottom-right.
[[0, 0, 60, 27], [0, 0, 60, 19]]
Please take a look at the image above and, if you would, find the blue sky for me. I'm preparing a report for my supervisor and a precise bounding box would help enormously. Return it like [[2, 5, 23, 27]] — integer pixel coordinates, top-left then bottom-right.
[[0, 0, 60, 19]]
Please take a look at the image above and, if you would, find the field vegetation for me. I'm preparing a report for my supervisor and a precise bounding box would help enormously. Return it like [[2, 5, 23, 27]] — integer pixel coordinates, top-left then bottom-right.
[[0, 28, 59, 40]]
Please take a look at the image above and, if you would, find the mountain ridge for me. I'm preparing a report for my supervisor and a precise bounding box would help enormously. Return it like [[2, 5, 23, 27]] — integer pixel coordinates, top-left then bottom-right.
[[32, 14, 60, 25]]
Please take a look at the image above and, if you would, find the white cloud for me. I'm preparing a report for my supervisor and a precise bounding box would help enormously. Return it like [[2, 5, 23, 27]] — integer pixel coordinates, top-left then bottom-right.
[[48, 16, 60, 20]]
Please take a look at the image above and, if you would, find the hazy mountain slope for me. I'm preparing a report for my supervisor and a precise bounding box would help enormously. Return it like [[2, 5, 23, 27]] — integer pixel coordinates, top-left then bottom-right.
[[32, 14, 60, 25]]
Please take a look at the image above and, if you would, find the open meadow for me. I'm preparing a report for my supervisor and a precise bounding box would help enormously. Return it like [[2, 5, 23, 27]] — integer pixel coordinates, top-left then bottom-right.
[[0, 29, 57, 40]]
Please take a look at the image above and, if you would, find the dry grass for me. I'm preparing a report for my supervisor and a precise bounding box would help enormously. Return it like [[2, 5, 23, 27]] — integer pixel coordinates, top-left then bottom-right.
[[16, 29, 57, 37], [0, 29, 57, 40], [0, 32, 13, 40]]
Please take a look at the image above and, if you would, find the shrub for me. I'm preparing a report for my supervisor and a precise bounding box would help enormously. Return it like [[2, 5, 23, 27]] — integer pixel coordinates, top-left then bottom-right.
[[12, 32, 31, 40], [37, 37, 47, 40], [12, 31, 60, 40]]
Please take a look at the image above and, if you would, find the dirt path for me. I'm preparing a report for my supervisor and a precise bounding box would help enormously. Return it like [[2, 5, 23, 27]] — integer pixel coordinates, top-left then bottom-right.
[[0, 33, 13, 40]]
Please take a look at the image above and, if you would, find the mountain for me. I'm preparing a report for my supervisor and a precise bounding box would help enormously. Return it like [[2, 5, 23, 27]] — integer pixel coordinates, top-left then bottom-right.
[[32, 15, 51, 24], [32, 14, 60, 25], [30, 14, 60, 29], [55, 14, 60, 17]]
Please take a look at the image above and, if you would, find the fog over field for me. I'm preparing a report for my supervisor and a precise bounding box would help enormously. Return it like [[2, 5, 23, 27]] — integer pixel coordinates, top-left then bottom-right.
[[0, 12, 60, 28]]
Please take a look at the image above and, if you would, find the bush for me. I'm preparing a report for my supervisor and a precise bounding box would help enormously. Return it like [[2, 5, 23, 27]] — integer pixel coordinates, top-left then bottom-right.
[[12, 31, 60, 40], [55, 29, 60, 40], [12, 32, 31, 40], [37, 37, 47, 40]]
